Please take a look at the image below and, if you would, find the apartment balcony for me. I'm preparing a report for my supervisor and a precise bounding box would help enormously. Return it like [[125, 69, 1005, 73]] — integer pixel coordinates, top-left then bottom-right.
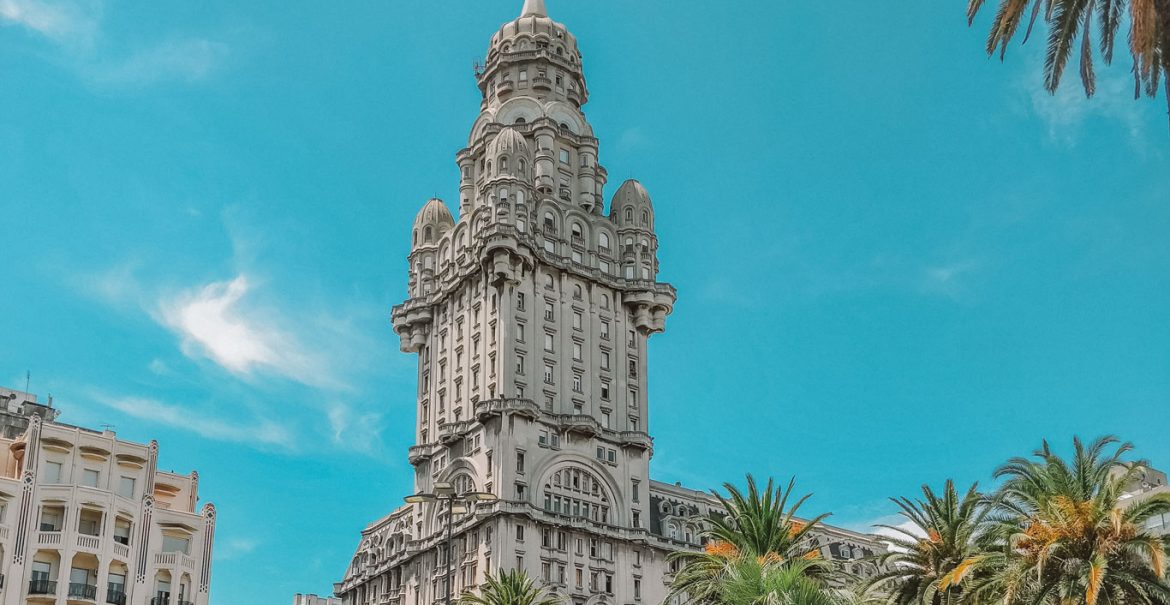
[[28, 579, 57, 596], [113, 541, 131, 559], [557, 414, 598, 436], [531, 76, 553, 90], [106, 588, 127, 605], [497, 79, 514, 95], [36, 530, 63, 547], [68, 582, 98, 601], [76, 533, 102, 551], [154, 552, 197, 570]]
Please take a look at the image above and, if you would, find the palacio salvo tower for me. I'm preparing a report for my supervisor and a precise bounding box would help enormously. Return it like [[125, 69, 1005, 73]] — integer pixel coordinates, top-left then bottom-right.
[[336, 3, 884, 605]]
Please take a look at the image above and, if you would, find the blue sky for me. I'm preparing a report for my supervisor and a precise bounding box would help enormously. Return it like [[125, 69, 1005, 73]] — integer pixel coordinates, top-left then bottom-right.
[[2, 1, 1168, 603]]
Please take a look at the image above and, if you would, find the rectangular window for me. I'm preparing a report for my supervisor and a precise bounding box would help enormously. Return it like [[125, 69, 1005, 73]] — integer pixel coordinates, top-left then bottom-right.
[[572, 374, 582, 392], [544, 302, 554, 321], [544, 364, 554, 384], [539, 430, 549, 447], [629, 359, 638, 378], [628, 330, 636, 347], [544, 332, 554, 351], [600, 351, 610, 370], [630, 416, 639, 431], [517, 323, 526, 342], [516, 355, 525, 374], [161, 535, 191, 554], [572, 342, 582, 360], [632, 480, 641, 503], [43, 461, 63, 484], [601, 321, 610, 339], [607, 449, 616, 463], [516, 451, 525, 473], [559, 149, 570, 164], [634, 578, 642, 599], [572, 312, 582, 330], [516, 525, 525, 541], [600, 381, 610, 400], [81, 469, 100, 488], [517, 293, 526, 310]]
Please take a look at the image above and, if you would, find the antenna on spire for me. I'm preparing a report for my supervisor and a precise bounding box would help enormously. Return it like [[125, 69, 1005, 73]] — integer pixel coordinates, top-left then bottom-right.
[[520, 0, 548, 18]]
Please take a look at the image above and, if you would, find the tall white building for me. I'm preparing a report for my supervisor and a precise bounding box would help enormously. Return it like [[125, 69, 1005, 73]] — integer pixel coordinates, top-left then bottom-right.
[[335, 2, 884, 605], [0, 402, 216, 605]]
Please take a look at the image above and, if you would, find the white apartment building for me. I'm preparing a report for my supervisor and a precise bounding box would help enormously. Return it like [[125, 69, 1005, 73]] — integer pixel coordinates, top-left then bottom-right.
[[293, 594, 341, 605], [335, 2, 886, 605], [0, 413, 215, 605]]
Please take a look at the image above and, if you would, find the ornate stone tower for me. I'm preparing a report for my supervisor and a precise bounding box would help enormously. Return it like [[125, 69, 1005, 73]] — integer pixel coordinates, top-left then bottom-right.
[[337, 2, 677, 605], [337, 5, 891, 604]]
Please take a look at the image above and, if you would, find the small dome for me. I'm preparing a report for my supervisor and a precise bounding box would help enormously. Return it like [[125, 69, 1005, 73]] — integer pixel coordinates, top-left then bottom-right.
[[612, 179, 653, 209], [413, 198, 454, 246], [489, 127, 531, 157]]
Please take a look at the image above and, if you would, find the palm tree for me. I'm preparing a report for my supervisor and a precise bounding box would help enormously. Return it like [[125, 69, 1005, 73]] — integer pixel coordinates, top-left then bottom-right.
[[967, 0, 1170, 130], [865, 480, 989, 605], [458, 569, 562, 605], [969, 436, 1170, 605], [721, 556, 840, 605], [667, 475, 832, 605]]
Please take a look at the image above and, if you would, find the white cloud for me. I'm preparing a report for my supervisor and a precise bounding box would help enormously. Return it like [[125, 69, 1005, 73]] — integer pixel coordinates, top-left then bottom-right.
[[2, 0, 228, 87], [158, 275, 337, 387], [1022, 68, 1149, 147], [89, 37, 229, 86], [327, 403, 384, 454], [92, 393, 294, 449], [216, 536, 259, 562], [0, 0, 99, 45]]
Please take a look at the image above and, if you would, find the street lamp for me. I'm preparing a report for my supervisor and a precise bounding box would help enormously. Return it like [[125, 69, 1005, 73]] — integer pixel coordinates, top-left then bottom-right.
[[405, 482, 498, 605]]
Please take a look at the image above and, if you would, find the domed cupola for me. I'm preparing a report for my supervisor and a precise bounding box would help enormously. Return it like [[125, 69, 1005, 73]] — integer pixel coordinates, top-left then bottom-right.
[[610, 179, 654, 230], [479, 0, 589, 108], [412, 198, 454, 249], [488, 127, 533, 181]]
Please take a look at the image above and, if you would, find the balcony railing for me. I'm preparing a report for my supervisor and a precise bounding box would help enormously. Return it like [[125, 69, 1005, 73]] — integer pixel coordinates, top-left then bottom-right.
[[77, 534, 102, 550], [68, 582, 98, 600], [106, 588, 127, 605], [113, 542, 131, 559], [28, 579, 57, 595], [150, 598, 168, 605]]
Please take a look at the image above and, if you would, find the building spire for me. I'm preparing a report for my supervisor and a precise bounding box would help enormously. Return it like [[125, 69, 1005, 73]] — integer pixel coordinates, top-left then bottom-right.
[[520, 0, 547, 17]]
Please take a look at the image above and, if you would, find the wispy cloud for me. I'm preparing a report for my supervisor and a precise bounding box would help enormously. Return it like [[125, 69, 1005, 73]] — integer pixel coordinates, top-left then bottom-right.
[[0, 0, 99, 45], [158, 274, 340, 388], [327, 402, 385, 454], [2, 0, 229, 87], [216, 536, 260, 562], [88, 37, 230, 86], [92, 392, 294, 449]]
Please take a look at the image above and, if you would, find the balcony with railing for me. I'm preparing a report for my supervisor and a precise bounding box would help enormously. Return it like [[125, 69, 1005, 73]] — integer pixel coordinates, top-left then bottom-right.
[[77, 533, 102, 551], [68, 582, 99, 601], [29, 579, 58, 596], [106, 587, 127, 605]]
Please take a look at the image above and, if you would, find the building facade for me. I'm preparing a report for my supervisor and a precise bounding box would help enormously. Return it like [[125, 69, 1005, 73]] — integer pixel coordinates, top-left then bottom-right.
[[0, 401, 216, 605], [294, 594, 342, 605], [0, 388, 60, 441], [335, 2, 884, 605]]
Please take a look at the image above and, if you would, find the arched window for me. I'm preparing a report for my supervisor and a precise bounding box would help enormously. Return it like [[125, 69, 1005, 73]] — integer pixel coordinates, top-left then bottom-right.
[[598, 232, 610, 250], [499, 188, 509, 202], [543, 212, 557, 234], [424, 226, 433, 242], [542, 466, 611, 524], [517, 159, 526, 176], [452, 474, 476, 496], [486, 160, 492, 174], [624, 207, 633, 221], [573, 284, 582, 299], [545, 274, 554, 289], [500, 158, 508, 172], [515, 117, 526, 124], [641, 210, 649, 226], [571, 223, 583, 242], [600, 293, 609, 309]]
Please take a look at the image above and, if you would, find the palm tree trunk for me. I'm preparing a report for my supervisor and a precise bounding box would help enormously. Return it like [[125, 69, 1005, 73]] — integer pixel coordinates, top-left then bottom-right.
[[1158, 0, 1170, 131]]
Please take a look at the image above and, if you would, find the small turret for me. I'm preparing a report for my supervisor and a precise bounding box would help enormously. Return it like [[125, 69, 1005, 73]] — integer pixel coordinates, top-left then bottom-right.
[[412, 198, 455, 249]]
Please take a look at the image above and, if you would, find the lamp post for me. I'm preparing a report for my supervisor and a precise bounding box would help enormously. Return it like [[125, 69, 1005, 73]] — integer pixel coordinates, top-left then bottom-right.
[[405, 482, 498, 605]]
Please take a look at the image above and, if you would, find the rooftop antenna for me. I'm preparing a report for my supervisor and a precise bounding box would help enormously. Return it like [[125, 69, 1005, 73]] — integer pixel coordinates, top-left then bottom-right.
[[24, 370, 30, 394], [100, 424, 116, 432]]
